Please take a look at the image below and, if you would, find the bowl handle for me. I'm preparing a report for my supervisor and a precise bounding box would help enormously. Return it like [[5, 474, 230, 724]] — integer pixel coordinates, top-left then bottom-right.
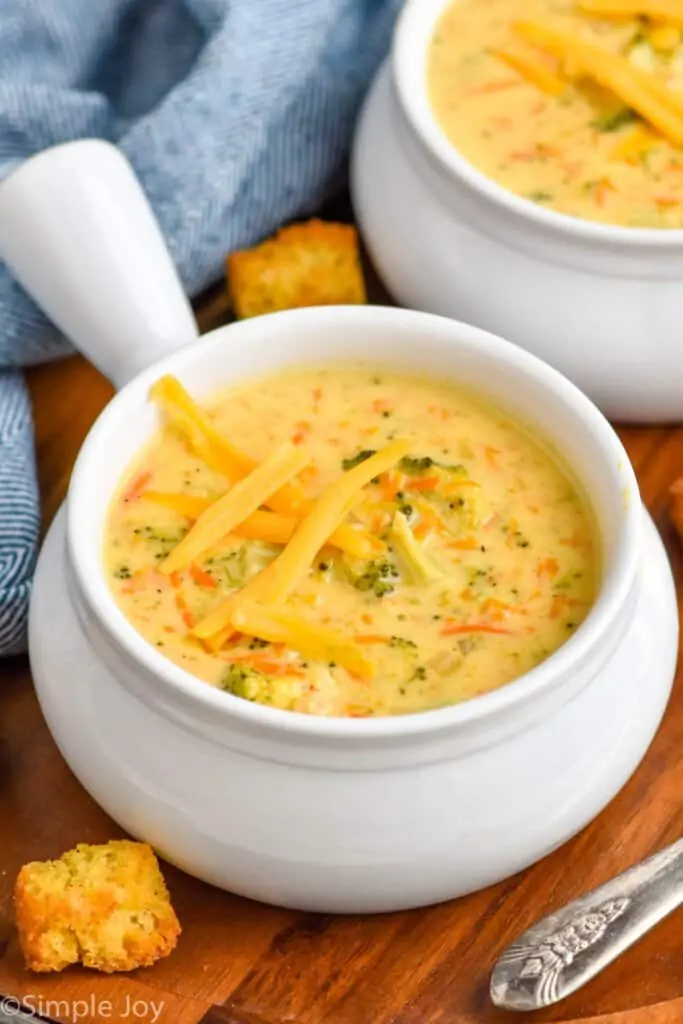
[[0, 139, 199, 389]]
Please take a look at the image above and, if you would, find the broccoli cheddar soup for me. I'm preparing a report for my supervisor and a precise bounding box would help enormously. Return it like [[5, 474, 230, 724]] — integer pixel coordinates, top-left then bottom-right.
[[428, 0, 683, 227], [106, 367, 597, 718]]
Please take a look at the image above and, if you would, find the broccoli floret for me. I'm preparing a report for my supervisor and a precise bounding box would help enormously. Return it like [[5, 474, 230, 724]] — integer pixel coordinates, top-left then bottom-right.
[[221, 664, 270, 702], [389, 636, 417, 650], [398, 455, 468, 476], [352, 558, 399, 598], [399, 455, 435, 475], [131, 524, 188, 561], [591, 108, 637, 132], [248, 637, 270, 650], [220, 662, 303, 710], [132, 525, 187, 544], [342, 449, 377, 471]]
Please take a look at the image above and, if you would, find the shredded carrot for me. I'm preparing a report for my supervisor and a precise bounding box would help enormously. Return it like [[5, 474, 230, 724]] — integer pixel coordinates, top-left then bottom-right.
[[369, 512, 390, 534], [466, 78, 523, 96], [292, 420, 312, 445], [536, 557, 560, 578], [594, 179, 615, 207], [174, 590, 195, 629], [123, 470, 152, 503], [250, 658, 304, 677], [220, 648, 264, 662], [655, 195, 679, 207], [412, 500, 448, 539], [550, 595, 567, 619], [360, 612, 374, 625], [441, 623, 515, 636], [446, 537, 479, 551], [407, 476, 441, 492], [511, 148, 542, 162], [190, 564, 217, 589], [221, 648, 306, 677], [169, 571, 182, 589], [480, 598, 528, 622], [253, 660, 307, 677], [379, 472, 402, 502], [559, 531, 585, 548], [485, 446, 501, 468], [119, 567, 163, 594]]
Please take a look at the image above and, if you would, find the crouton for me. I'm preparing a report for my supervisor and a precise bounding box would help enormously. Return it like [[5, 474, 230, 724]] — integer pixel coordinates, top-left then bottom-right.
[[14, 840, 180, 973], [227, 219, 366, 318]]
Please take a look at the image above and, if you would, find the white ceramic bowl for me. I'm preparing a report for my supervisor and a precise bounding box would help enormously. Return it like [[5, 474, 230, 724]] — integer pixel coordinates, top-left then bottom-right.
[[351, 0, 683, 423], [0, 141, 678, 913]]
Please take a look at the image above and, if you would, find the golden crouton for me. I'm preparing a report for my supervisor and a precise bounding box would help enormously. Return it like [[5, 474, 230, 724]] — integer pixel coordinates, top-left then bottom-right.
[[14, 840, 180, 973], [227, 219, 366, 318]]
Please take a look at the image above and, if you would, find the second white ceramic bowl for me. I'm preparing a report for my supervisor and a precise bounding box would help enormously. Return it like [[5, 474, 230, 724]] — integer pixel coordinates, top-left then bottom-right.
[[351, 0, 683, 423], [0, 141, 678, 913]]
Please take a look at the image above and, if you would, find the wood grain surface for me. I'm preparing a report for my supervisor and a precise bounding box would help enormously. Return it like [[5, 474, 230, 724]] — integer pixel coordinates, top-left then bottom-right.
[[0, 290, 682, 1024]]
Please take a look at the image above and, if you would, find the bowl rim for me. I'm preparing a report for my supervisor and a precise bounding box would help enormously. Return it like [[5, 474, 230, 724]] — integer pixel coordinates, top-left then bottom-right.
[[66, 305, 641, 741], [392, 0, 683, 250]]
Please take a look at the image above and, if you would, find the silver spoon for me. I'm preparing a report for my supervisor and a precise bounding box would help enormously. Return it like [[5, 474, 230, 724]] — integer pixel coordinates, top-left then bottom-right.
[[490, 839, 683, 1011]]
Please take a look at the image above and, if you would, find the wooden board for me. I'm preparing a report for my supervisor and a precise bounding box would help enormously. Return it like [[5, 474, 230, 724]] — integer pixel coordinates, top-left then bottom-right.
[[1, 289, 683, 1024]]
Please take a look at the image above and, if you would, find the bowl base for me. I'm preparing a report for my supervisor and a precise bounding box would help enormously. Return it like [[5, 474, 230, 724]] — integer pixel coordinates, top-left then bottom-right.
[[27, 505, 678, 912]]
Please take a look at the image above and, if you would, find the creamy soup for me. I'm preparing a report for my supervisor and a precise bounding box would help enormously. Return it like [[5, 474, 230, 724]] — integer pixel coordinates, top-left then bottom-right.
[[105, 366, 597, 718], [428, 0, 683, 226]]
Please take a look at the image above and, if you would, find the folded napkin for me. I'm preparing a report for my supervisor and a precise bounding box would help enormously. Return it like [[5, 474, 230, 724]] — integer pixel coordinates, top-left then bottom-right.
[[0, 0, 400, 655]]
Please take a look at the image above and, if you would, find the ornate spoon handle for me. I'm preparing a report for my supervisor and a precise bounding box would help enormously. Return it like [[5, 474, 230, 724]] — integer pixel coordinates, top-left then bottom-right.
[[490, 838, 683, 1011]]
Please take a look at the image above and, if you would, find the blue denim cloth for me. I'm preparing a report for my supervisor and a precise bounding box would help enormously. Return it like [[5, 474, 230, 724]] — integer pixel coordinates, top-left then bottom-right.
[[0, 0, 400, 654]]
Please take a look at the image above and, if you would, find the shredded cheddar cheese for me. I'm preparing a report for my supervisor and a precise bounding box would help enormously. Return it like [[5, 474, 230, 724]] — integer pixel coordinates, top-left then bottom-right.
[[107, 366, 597, 717], [609, 122, 659, 160], [577, 0, 683, 26], [192, 439, 411, 640], [515, 20, 683, 143], [143, 490, 375, 557], [160, 442, 310, 573], [428, 0, 683, 226], [231, 600, 374, 681], [151, 375, 308, 516], [491, 47, 567, 96]]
